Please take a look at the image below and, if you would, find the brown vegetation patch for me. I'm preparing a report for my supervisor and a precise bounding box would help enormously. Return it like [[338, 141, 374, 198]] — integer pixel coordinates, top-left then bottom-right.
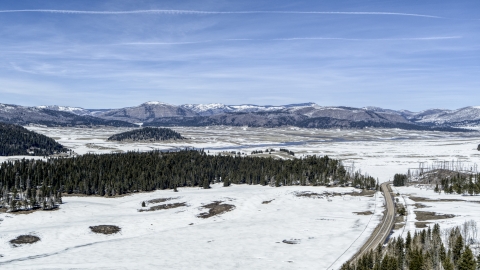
[[262, 199, 274, 204], [345, 189, 376, 197], [353, 211, 373, 215], [10, 235, 40, 246], [414, 211, 455, 221], [147, 197, 179, 204], [138, 202, 187, 212], [409, 196, 464, 202], [197, 201, 235, 219], [295, 191, 323, 198], [0, 207, 59, 215], [415, 203, 430, 209], [90, 225, 121, 235], [415, 222, 431, 228]]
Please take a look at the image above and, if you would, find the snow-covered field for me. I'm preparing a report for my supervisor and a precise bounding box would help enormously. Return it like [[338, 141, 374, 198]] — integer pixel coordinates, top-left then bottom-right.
[[1, 184, 382, 269], [24, 126, 480, 181], [2, 126, 480, 269], [391, 184, 480, 240]]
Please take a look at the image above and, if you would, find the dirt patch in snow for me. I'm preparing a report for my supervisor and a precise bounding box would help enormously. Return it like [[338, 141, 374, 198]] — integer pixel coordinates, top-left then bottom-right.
[[409, 196, 464, 202], [415, 222, 431, 228], [138, 202, 187, 212], [295, 191, 324, 198], [353, 211, 373, 215], [147, 197, 179, 204], [10, 235, 40, 246], [414, 211, 455, 221], [197, 201, 235, 219], [90, 225, 121, 235], [346, 189, 376, 197], [262, 199, 274, 204], [414, 203, 430, 209]]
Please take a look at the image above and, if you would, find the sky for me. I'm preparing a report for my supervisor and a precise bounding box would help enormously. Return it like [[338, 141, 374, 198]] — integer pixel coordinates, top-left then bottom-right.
[[0, 0, 479, 110]]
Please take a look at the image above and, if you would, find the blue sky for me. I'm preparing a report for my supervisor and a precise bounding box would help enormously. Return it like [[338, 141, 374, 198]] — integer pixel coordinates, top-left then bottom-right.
[[0, 0, 478, 110]]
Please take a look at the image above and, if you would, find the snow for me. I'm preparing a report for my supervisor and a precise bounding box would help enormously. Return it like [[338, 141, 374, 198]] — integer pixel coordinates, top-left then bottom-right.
[[390, 184, 480, 241], [0, 184, 383, 269], [3, 126, 480, 268], [24, 126, 480, 182]]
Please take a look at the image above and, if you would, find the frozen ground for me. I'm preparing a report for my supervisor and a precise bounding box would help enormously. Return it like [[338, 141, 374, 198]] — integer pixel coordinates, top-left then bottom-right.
[[2, 126, 479, 269], [25, 126, 480, 181], [0, 184, 383, 269]]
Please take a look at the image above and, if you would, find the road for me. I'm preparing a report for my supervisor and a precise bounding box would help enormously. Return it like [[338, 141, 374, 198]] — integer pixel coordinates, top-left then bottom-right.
[[351, 182, 396, 261]]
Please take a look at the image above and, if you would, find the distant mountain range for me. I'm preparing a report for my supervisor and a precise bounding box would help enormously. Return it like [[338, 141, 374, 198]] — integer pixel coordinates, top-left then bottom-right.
[[1, 101, 479, 131]]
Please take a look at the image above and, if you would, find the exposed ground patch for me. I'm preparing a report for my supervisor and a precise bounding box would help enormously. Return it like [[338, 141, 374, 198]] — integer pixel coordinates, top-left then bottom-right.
[[10, 235, 40, 246], [347, 189, 377, 197], [409, 196, 464, 202], [262, 199, 274, 204], [414, 211, 455, 221], [147, 197, 179, 204], [197, 201, 235, 219], [90, 225, 121, 235], [353, 211, 373, 215], [138, 202, 187, 212], [415, 222, 431, 228], [282, 239, 301, 244], [295, 191, 324, 198], [414, 203, 430, 209], [0, 207, 59, 215]]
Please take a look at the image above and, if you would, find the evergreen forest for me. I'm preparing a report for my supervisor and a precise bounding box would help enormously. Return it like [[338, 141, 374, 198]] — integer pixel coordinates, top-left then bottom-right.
[[0, 150, 377, 212], [341, 222, 479, 270], [0, 122, 67, 156], [107, 127, 185, 142], [437, 173, 480, 195]]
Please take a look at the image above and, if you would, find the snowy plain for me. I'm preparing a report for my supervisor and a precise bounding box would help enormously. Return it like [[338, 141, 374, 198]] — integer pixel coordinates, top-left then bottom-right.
[[1, 184, 382, 269], [24, 126, 480, 181], [1, 126, 480, 269]]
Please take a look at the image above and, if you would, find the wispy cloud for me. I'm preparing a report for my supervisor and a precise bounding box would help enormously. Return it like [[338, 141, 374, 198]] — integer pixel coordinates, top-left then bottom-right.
[[118, 36, 461, 46], [0, 9, 442, 18]]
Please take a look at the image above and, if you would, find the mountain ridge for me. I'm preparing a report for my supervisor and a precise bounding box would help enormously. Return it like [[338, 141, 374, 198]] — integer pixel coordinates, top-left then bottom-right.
[[2, 102, 479, 130]]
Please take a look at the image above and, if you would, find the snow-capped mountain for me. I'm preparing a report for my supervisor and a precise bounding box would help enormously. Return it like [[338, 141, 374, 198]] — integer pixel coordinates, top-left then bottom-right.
[[181, 102, 318, 116], [1, 101, 477, 130], [409, 106, 480, 125], [36, 105, 92, 116]]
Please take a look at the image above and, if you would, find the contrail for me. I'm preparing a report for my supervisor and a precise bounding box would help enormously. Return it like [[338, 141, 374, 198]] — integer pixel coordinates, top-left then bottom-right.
[[118, 36, 461, 45], [0, 9, 442, 18]]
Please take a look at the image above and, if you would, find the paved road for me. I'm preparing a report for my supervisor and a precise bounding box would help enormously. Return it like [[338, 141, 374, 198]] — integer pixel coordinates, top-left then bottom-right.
[[351, 182, 395, 261]]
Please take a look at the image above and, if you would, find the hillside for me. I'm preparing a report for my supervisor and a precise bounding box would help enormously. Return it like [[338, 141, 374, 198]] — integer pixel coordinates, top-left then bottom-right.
[[107, 127, 185, 142], [0, 103, 137, 127], [0, 122, 68, 156], [1, 102, 478, 131]]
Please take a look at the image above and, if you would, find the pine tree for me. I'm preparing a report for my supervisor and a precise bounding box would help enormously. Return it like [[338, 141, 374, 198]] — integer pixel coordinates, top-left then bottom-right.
[[203, 178, 210, 189], [458, 246, 476, 270]]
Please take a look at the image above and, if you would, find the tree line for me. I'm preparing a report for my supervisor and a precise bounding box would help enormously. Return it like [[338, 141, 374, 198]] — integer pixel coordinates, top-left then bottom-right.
[[0, 122, 67, 156], [107, 127, 185, 142], [437, 173, 480, 195], [0, 150, 376, 212], [342, 222, 479, 270]]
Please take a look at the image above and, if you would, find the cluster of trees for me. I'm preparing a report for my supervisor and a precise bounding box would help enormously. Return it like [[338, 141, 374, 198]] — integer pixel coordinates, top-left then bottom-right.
[[437, 173, 480, 195], [0, 122, 67, 156], [342, 223, 479, 270], [107, 127, 185, 142], [393, 173, 408, 186], [279, 148, 295, 156], [0, 150, 358, 202], [1, 182, 61, 212], [251, 150, 264, 154]]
